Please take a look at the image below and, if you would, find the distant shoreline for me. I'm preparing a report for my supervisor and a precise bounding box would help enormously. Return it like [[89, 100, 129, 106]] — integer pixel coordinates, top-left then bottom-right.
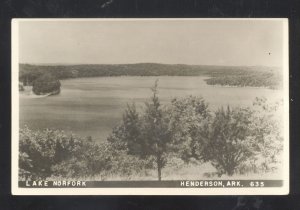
[[19, 62, 282, 69], [19, 63, 282, 89]]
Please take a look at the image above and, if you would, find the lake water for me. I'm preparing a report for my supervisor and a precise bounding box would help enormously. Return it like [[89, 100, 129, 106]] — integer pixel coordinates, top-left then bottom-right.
[[19, 76, 282, 142]]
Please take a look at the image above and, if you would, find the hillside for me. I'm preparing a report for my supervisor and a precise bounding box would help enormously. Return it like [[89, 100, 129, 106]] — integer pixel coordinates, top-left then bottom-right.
[[19, 63, 282, 88]]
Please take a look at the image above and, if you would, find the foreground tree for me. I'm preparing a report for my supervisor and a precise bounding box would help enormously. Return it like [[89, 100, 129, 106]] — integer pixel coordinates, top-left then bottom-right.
[[108, 80, 172, 181], [19, 127, 82, 179], [19, 127, 115, 180], [141, 80, 173, 180], [204, 106, 254, 176], [167, 96, 210, 162]]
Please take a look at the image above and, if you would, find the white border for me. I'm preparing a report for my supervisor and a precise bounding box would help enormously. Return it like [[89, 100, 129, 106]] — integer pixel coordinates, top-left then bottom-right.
[[11, 18, 289, 195]]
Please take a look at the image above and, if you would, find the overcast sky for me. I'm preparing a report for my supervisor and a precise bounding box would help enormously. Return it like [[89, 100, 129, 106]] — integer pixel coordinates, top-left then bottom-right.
[[18, 19, 285, 67]]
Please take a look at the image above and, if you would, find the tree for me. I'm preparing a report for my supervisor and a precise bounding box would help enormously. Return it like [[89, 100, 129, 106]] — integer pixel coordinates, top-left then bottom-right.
[[19, 127, 114, 180], [167, 96, 210, 162], [141, 80, 172, 180], [107, 103, 143, 154], [51, 140, 114, 179], [122, 103, 144, 155], [250, 97, 284, 172], [19, 127, 91, 179], [32, 73, 61, 95], [204, 106, 254, 176], [108, 80, 172, 181]]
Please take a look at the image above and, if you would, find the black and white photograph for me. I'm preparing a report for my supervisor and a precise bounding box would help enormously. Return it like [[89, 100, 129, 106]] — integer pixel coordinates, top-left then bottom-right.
[[11, 19, 289, 195]]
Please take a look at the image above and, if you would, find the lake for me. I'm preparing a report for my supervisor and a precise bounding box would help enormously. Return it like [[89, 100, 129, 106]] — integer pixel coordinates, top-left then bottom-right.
[[19, 76, 282, 142]]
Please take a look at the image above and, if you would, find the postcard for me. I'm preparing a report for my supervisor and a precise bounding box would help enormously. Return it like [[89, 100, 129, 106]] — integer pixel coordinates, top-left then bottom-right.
[[11, 18, 289, 195]]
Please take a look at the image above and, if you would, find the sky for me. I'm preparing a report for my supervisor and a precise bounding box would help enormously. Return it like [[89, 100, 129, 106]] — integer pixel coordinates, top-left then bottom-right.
[[18, 19, 285, 67]]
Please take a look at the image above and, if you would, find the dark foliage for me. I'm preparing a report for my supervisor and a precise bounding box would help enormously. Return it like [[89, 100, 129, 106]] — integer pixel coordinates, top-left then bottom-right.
[[204, 107, 254, 176], [32, 73, 61, 95], [108, 80, 173, 180], [19, 127, 113, 180], [141, 80, 173, 180], [205, 71, 282, 89], [19, 63, 282, 88], [167, 96, 210, 162], [19, 127, 83, 179]]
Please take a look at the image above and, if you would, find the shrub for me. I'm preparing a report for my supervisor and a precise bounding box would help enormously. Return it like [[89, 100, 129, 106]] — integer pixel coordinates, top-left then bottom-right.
[[19, 127, 84, 179], [19, 127, 147, 180], [19, 127, 112, 180]]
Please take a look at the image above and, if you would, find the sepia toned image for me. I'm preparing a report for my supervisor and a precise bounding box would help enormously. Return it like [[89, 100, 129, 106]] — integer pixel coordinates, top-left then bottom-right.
[[11, 19, 289, 195]]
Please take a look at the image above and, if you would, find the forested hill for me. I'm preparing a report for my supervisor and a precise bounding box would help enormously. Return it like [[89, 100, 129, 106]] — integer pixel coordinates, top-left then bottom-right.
[[19, 63, 282, 89]]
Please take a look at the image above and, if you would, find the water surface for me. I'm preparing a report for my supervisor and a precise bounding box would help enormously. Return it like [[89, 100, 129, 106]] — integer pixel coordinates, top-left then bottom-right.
[[20, 76, 282, 141]]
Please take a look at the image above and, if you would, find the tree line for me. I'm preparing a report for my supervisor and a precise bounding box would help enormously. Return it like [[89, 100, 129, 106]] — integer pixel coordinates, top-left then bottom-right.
[[19, 63, 281, 88], [205, 73, 282, 89], [19, 82, 283, 181]]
